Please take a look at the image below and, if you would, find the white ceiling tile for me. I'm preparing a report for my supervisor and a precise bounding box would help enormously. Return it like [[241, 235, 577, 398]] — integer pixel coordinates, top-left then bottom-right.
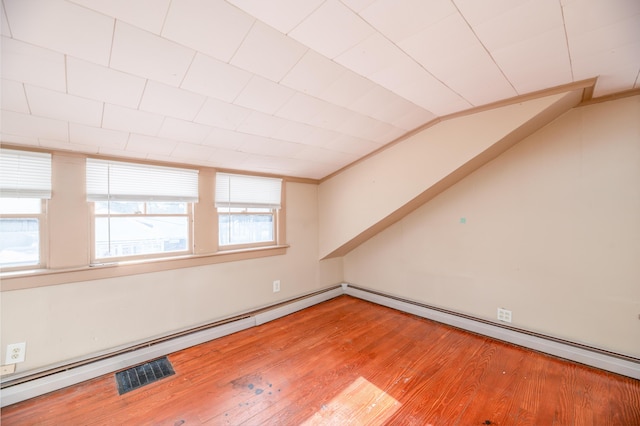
[[275, 92, 328, 123], [361, 52, 470, 115], [110, 21, 195, 87], [1, 37, 66, 92], [228, 0, 323, 33], [4, 0, 113, 65], [325, 134, 381, 156], [491, 27, 572, 93], [69, 122, 128, 149], [230, 21, 308, 82], [1, 110, 68, 141], [471, 0, 564, 52], [319, 70, 376, 107], [1, 134, 40, 147], [359, 0, 456, 43], [67, 0, 171, 34], [398, 12, 517, 106], [453, 0, 528, 27], [400, 13, 478, 66], [139, 81, 206, 121], [181, 53, 252, 103], [170, 142, 217, 162], [572, 41, 640, 96], [337, 114, 397, 142], [562, 0, 640, 36], [102, 104, 164, 135], [157, 118, 212, 144], [308, 104, 353, 130], [194, 97, 252, 130], [66, 57, 146, 109], [280, 50, 346, 96], [349, 86, 410, 122], [567, 14, 640, 59], [233, 75, 296, 115], [335, 32, 406, 77], [38, 138, 99, 154], [126, 134, 177, 156], [237, 111, 288, 137], [204, 148, 251, 168], [161, 0, 254, 62], [238, 136, 303, 157], [271, 121, 322, 145], [289, 0, 375, 58], [292, 145, 359, 165], [1, 79, 30, 113], [25, 85, 103, 127], [338, 0, 377, 13], [2, 3, 12, 37], [203, 127, 252, 150], [391, 106, 438, 131]]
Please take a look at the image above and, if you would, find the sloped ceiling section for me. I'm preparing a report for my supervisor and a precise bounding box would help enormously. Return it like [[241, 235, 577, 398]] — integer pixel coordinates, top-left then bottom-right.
[[1, 0, 639, 180], [318, 87, 585, 259]]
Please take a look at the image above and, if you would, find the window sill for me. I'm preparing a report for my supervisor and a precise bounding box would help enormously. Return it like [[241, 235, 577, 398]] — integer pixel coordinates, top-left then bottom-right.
[[0, 245, 289, 291]]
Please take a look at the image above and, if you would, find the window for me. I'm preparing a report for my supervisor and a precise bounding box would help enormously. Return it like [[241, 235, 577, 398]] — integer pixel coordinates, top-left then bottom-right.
[[215, 173, 282, 249], [0, 149, 51, 270], [87, 159, 198, 261]]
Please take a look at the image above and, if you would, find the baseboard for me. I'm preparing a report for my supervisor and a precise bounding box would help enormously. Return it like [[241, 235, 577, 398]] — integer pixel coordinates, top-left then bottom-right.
[[2, 283, 638, 407], [343, 284, 640, 380], [0, 286, 342, 407]]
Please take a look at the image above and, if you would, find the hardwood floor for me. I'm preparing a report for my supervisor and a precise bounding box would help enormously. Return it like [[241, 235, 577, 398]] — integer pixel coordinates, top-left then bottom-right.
[[2, 295, 639, 425]]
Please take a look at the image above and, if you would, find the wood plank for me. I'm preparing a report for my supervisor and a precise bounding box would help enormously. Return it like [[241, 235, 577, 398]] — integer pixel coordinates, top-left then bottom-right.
[[2, 295, 639, 425]]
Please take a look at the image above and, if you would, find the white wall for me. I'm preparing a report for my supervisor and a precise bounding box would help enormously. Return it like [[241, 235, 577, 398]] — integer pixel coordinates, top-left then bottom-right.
[[1, 182, 343, 372], [344, 96, 640, 358]]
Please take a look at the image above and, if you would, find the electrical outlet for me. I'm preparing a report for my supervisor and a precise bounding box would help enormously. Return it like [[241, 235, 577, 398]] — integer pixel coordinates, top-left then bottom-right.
[[497, 308, 512, 323], [6, 342, 26, 364], [273, 280, 281, 293]]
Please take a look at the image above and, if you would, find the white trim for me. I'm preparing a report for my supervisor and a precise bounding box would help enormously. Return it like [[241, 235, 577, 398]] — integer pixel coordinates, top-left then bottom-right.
[[343, 284, 640, 380], [255, 287, 343, 325], [0, 287, 341, 407], [2, 283, 638, 407]]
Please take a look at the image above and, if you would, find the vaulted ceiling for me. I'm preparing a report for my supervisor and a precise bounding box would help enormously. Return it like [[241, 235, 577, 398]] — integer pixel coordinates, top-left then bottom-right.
[[1, 0, 638, 180]]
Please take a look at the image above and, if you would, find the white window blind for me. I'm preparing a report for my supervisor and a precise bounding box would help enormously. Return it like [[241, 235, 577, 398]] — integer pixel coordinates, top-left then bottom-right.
[[86, 159, 199, 202], [0, 148, 52, 199], [215, 173, 282, 209]]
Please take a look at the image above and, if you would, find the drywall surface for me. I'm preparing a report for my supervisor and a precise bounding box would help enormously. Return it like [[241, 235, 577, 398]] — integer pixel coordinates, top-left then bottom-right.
[[344, 95, 640, 358], [1, 182, 342, 372], [318, 91, 579, 259]]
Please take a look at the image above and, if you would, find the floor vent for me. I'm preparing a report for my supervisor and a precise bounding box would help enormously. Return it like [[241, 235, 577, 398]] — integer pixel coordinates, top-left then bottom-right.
[[115, 356, 175, 395]]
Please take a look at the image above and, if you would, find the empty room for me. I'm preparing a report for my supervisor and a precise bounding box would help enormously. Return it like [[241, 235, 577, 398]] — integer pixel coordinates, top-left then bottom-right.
[[1, 0, 639, 424]]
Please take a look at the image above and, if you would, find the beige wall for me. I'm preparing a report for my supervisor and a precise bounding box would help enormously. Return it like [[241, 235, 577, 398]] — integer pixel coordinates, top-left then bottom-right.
[[343, 95, 640, 358], [318, 91, 581, 259], [1, 180, 343, 372]]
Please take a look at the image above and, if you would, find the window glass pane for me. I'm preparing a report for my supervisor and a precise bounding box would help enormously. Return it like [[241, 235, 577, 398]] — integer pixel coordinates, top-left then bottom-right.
[[0, 198, 41, 214], [0, 218, 40, 267], [219, 214, 274, 246], [95, 216, 188, 259], [147, 202, 187, 214], [95, 201, 145, 215]]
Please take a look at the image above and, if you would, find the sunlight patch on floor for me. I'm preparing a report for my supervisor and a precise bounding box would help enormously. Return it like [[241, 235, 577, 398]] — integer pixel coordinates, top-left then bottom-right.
[[302, 376, 401, 425]]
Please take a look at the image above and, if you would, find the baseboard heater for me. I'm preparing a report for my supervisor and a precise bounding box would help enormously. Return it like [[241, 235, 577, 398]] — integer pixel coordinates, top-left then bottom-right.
[[1, 283, 638, 407], [343, 284, 640, 381], [0, 286, 343, 407]]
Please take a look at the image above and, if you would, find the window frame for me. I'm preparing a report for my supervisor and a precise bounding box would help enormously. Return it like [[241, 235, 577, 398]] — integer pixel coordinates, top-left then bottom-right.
[[89, 200, 194, 263], [214, 173, 284, 252]]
